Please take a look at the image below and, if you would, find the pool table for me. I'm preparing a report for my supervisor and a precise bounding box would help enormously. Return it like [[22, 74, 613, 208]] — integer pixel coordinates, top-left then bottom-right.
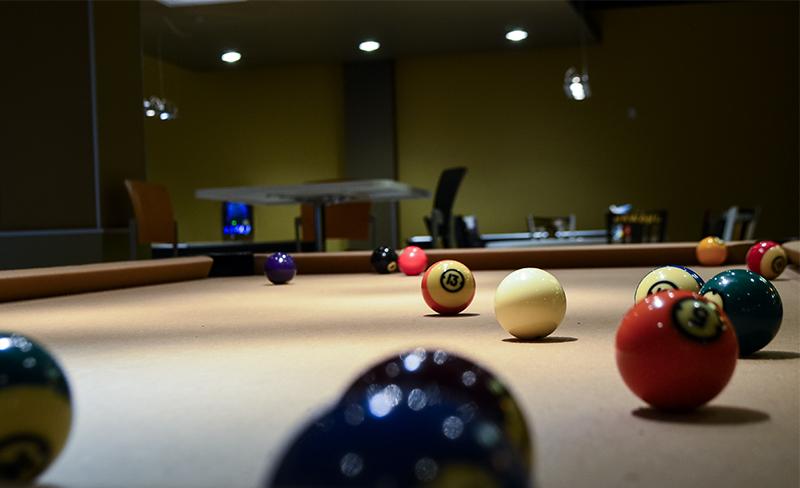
[[0, 242, 797, 488]]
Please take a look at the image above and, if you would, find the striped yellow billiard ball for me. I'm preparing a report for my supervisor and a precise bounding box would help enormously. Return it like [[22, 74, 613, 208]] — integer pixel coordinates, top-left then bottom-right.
[[0, 332, 72, 483], [421, 260, 476, 315], [634, 265, 704, 303]]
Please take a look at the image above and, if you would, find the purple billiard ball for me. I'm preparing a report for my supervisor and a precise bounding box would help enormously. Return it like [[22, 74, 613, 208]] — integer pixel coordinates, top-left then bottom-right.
[[264, 252, 296, 284]]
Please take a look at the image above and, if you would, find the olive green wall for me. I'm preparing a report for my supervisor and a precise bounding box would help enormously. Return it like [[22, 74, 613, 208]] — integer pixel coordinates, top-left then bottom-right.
[[144, 2, 798, 246], [397, 2, 799, 242], [95, 1, 147, 229], [0, 1, 145, 269], [1, 1, 95, 230], [142, 59, 344, 242]]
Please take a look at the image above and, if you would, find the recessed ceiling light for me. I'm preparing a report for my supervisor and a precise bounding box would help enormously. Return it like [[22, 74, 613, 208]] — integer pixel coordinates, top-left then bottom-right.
[[221, 50, 242, 63], [358, 40, 381, 53], [505, 29, 528, 42]]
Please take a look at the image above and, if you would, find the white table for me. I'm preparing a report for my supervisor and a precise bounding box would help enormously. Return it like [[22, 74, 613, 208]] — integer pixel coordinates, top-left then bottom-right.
[[196, 179, 430, 251], [483, 229, 608, 248], [408, 229, 608, 248]]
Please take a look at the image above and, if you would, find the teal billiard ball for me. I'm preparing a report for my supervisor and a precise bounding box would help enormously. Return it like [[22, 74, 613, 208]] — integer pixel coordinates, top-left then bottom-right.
[[0, 332, 72, 483], [700, 270, 783, 356]]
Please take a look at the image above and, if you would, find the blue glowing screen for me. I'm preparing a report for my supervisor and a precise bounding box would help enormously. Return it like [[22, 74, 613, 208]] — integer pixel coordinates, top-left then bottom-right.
[[222, 201, 253, 237]]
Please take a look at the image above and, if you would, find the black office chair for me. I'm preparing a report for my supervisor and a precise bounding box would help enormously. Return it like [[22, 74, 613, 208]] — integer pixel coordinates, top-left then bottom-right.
[[424, 167, 467, 248], [702, 206, 760, 241], [454, 215, 484, 248]]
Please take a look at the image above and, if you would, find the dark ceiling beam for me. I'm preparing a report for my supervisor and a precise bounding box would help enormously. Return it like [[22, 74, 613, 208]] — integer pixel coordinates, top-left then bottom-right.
[[140, 0, 596, 71]]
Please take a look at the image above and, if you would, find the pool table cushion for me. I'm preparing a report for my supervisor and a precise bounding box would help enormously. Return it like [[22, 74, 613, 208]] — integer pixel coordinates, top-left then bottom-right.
[[270, 241, 753, 275], [0, 257, 213, 302]]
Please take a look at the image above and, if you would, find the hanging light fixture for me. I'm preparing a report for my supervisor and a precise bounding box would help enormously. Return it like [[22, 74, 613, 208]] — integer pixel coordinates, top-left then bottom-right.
[[144, 18, 179, 121], [564, 67, 590, 101], [143, 96, 178, 121], [565, 3, 591, 101]]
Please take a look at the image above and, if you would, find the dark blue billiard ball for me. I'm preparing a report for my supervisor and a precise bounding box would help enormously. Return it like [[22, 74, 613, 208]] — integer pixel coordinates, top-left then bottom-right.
[[0, 332, 72, 483], [264, 252, 296, 284], [700, 269, 783, 356], [269, 348, 532, 487]]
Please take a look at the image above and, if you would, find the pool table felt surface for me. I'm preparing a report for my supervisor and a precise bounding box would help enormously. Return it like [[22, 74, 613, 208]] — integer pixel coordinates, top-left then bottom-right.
[[1, 265, 797, 488]]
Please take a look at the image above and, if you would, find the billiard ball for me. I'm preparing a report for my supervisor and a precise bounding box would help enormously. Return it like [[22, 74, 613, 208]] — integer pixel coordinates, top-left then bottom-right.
[[616, 290, 738, 410], [746, 240, 787, 280], [421, 260, 476, 315], [338, 348, 532, 470], [398, 246, 428, 276], [634, 265, 704, 302], [264, 252, 296, 284], [370, 246, 398, 274], [0, 332, 72, 483], [271, 404, 528, 488], [494, 268, 567, 339], [696, 236, 727, 266], [269, 348, 531, 487], [700, 269, 783, 356]]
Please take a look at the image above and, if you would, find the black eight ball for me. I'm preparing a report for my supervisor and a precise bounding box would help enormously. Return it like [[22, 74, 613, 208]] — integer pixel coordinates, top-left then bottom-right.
[[371, 246, 399, 274]]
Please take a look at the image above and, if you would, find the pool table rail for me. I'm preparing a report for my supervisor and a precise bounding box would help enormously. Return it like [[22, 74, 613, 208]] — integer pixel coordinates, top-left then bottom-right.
[[270, 241, 754, 275], [0, 257, 213, 302]]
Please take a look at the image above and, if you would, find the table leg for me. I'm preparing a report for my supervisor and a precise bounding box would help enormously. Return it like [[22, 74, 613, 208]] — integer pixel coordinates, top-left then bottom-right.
[[313, 203, 326, 252]]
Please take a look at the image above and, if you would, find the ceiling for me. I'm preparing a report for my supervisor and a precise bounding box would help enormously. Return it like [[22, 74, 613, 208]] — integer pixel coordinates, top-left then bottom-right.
[[140, 0, 599, 71]]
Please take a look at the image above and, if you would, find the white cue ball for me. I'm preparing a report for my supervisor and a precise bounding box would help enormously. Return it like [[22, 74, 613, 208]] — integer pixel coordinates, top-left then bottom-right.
[[494, 268, 567, 339]]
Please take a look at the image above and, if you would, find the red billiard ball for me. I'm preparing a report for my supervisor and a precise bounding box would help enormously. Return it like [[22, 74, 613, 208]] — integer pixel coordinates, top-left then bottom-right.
[[421, 260, 476, 315], [746, 240, 787, 280], [615, 290, 738, 410], [398, 246, 428, 276]]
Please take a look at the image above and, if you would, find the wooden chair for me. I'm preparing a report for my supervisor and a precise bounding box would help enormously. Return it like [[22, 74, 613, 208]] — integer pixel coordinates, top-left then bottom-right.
[[125, 179, 178, 258], [126, 180, 313, 267], [606, 210, 667, 244], [702, 206, 760, 241], [294, 202, 375, 251]]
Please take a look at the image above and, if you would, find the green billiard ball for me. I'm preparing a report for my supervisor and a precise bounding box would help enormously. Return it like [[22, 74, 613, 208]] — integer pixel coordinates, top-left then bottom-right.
[[700, 270, 783, 356], [0, 332, 72, 483]]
